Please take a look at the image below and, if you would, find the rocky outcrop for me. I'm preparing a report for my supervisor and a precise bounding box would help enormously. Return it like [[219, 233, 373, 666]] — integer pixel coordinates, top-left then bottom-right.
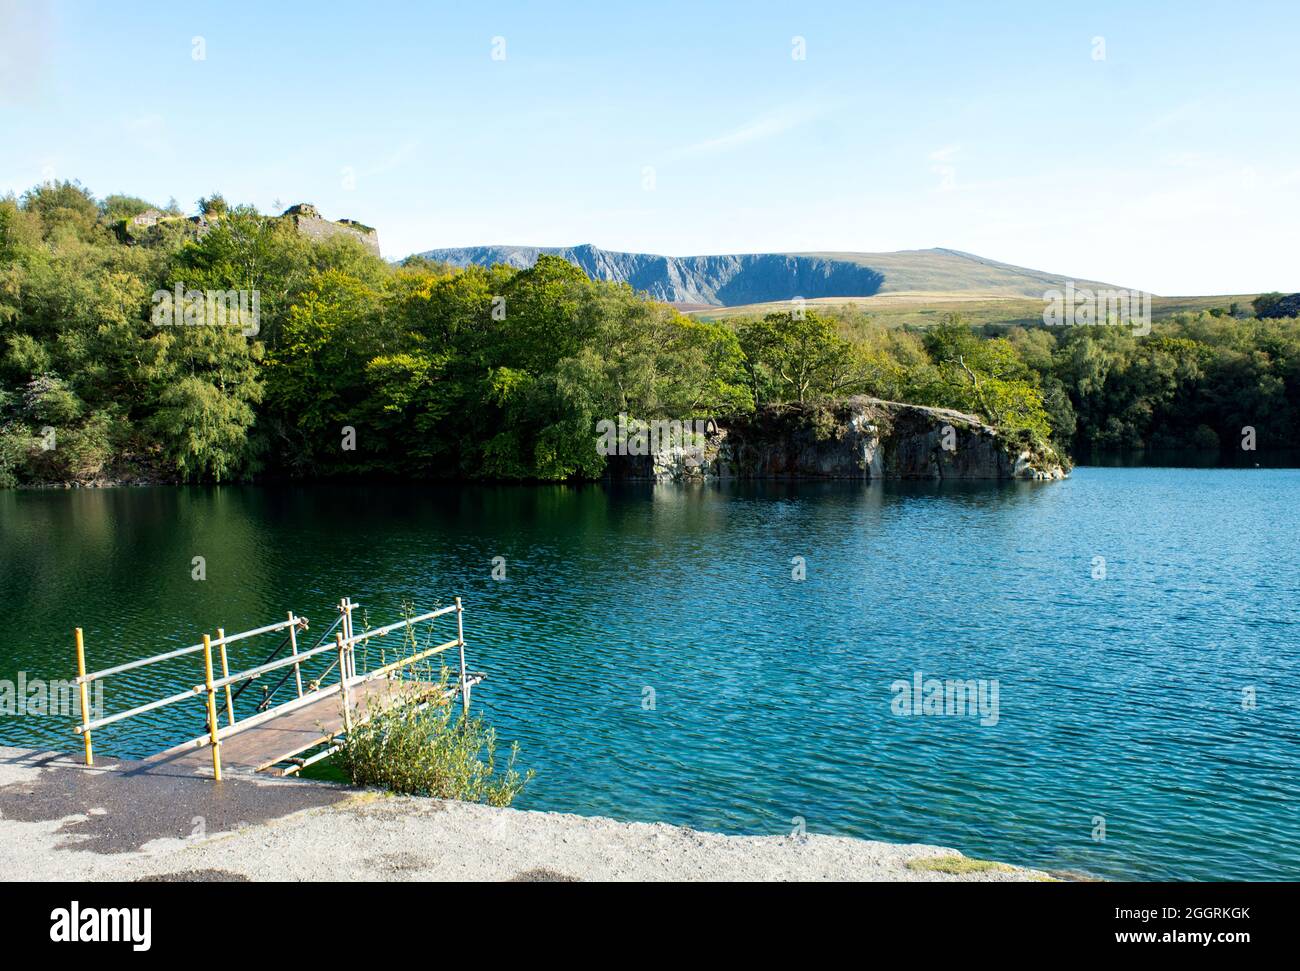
[[116, 204, 382, 253], [605, 397, 1069, 482], [282, 204, 380, 255]]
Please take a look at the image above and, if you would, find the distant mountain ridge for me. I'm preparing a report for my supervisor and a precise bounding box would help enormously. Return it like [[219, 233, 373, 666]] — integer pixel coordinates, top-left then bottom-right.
[[410, 243, 1127, 306]]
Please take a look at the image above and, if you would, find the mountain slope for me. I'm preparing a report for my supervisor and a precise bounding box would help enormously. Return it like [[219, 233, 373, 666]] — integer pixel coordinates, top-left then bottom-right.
[[410, 243, 1128, 306]]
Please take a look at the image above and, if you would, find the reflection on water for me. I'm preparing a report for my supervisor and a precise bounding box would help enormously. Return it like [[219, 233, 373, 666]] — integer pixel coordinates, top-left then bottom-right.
[[1080, 447, 1300, 468], [2, 469, 1298, 880]]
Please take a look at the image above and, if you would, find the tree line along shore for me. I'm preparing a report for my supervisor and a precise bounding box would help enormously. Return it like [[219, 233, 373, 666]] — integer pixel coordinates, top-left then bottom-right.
[[3, 181, 1298, 487]]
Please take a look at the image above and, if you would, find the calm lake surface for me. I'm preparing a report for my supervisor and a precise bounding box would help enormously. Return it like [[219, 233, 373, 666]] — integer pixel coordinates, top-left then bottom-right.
[[2, 468, 1298, 880]]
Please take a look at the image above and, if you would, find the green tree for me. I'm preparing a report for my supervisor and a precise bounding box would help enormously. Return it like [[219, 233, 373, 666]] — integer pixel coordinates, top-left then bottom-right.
[[264, 269, 383, 472], [916, 318, 1053, 440], [100, 194, 159, 221], [737, 310, 863, 404], [20, 180, 101, 241]]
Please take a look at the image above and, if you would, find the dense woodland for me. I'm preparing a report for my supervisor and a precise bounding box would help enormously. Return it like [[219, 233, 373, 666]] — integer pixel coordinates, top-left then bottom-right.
[[2, 181, 1298, 486]]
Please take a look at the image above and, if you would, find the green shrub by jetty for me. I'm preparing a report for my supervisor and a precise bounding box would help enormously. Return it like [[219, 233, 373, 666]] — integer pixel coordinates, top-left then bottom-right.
[[336, 673, 533, 807]]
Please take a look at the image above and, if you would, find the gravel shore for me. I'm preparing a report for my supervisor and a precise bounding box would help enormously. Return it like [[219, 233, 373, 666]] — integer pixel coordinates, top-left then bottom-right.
[[0, 747, 1051, 882]]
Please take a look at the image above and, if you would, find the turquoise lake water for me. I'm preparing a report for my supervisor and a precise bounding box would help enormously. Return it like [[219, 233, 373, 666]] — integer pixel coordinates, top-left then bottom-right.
[[1, 468, 1297, 880]]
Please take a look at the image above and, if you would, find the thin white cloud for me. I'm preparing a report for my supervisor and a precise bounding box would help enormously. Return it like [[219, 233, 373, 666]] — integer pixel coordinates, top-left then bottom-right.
[[1146, 99, 1203, 131], [364, 139, 420, 178], [663, 104, 829, 161]]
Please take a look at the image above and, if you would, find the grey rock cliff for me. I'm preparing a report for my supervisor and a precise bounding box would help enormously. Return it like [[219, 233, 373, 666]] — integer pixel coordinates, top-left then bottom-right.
[[605, 397, 1069, 482], [412, 243, 1125, 306], [416, 243, 884, 305]]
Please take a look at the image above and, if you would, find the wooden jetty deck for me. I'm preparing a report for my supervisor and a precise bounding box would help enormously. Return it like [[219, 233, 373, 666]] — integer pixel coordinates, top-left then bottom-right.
[[144, 678, 444, 777], [73, 598, 483, 780]]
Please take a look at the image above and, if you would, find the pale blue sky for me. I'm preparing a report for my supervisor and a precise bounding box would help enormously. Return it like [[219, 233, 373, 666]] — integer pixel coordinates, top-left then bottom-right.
[[2, 0, 1298, 294]]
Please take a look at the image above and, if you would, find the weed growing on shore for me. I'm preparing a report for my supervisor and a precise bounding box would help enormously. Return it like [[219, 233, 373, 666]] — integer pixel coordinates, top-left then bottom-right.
[[905, 854, 1010, 875], [336, 669, 533, 806]]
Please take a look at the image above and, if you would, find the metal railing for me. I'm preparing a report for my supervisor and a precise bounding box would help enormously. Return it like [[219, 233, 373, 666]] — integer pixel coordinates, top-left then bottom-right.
[[73, 598, 474, 781], [73, 612, 309, 769], [252, 613, 345, 712]]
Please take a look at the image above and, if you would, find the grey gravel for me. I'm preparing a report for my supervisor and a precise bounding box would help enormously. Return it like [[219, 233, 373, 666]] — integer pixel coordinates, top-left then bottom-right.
[[0, 746, 1051, 882]]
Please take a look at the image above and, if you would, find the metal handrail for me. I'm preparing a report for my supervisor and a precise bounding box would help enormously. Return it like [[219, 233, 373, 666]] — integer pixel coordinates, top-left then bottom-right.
[[354, 638, 460, 683], [194, 640, 339, 694], [231, 629, 302, 701], [194, 606, 452, 694], [73, 615, 308, 735], [76, 617, 302, 685], [255, 613, 344, 711], [301, 604, 460, 692], [348, 605, 458, 646], [202, 635, 460, 742], [77, 687, 198, 734], [74, 599, 471, 781]]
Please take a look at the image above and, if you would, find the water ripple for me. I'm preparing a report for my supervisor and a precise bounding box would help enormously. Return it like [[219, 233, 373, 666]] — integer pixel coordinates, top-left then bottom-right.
[[1, 472, 1298, 879]]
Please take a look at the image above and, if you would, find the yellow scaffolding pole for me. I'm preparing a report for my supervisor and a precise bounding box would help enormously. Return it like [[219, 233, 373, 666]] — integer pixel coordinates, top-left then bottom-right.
[[202, 633, 223, 781], [74, 628, 93, 766]]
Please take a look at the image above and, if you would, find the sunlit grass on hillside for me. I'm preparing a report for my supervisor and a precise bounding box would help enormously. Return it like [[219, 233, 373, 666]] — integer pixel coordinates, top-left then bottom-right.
[[688, 293, 1260, 330]]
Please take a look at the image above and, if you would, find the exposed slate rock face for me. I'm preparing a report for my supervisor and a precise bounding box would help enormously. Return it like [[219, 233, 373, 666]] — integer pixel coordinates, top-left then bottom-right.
[[605, 397, 1070, 482], [416, 243, 883, 305]]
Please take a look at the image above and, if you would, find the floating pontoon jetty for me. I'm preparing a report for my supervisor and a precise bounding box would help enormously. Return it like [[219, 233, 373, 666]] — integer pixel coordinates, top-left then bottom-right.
[[72, 598, 483, 779]]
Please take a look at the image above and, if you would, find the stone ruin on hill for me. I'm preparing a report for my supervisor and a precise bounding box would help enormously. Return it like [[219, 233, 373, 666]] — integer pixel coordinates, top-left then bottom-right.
[[281, 203, 380, 255]]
